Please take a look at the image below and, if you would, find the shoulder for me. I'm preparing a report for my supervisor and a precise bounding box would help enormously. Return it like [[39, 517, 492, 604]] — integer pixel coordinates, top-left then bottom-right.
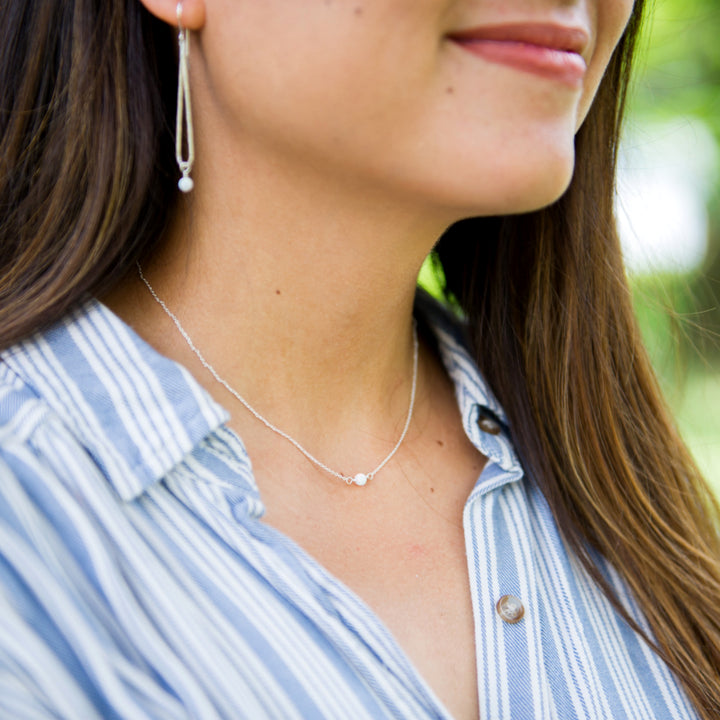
[[0, 357, 97, 509], [0, 344, 108, 498], [0, 358, 114, 716], [0, 342, 113, 575], [0, 359, 47, 446]]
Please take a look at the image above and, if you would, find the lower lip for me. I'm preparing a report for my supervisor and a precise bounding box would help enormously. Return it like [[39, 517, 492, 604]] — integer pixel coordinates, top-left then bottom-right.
[[452, 39, 587, 88]]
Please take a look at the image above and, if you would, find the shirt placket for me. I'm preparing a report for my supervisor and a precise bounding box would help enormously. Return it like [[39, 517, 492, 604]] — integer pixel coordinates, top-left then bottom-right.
[[464, 468, 552, 720]]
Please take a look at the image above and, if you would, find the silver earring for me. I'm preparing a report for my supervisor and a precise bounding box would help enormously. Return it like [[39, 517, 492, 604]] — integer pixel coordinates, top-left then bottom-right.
[[175, 2, 195, 193]]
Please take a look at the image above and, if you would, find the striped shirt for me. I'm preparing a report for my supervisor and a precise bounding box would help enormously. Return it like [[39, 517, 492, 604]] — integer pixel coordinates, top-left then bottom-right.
[[0, 296, 698, 719]]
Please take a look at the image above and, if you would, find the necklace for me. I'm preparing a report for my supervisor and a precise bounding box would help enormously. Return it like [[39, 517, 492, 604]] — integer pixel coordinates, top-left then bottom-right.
[[137, 263, 419, 486]]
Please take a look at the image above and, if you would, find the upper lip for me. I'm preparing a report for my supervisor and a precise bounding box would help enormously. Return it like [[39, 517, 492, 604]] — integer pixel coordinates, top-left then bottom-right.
[[447, 23, 590, 58]]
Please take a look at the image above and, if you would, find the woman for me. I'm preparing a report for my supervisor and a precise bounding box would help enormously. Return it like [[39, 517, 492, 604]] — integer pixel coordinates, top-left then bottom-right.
[[1, 0, 718, 718]]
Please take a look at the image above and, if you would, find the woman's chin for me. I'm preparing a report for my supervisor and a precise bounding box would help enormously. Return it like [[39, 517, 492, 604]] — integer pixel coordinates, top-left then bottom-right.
[[420, 143, 577, 220], [508, 153, 575, 208], [511, 174, 575, 214], [447, 169, 575, 220]]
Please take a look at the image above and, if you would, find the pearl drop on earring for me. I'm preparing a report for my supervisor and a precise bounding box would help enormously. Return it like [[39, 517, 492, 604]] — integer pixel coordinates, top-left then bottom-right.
[[178, 176, 194, 193]]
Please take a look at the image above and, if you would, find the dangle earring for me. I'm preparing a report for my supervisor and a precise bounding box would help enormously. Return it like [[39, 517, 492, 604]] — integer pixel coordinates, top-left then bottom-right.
[[175, 2, 195, 192]]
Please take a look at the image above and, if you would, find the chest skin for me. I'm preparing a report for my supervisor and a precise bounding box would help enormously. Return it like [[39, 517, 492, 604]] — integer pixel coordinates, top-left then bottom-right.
[[247, 349, 487, 720], [261, 468, 484, 720]]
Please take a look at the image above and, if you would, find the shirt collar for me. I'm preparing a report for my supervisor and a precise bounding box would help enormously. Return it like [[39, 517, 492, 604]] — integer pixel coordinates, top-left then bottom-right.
[[416, 293, 522, 480], [2, 298, 229, 501], [3, 294, 522, 502]]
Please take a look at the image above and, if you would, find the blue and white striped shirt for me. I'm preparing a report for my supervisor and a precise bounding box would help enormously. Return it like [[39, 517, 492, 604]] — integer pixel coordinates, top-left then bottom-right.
[[0, 297, 698, 719]]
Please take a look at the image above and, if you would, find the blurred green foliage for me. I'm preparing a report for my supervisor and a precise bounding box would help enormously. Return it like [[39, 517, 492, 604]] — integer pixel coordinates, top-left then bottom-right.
[[632, 274, 720, 495], [633, 0, 720, 137], [629, 0, 720, 493]]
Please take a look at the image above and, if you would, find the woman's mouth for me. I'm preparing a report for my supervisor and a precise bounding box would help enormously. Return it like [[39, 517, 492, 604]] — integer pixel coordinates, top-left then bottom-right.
[[448, 23, 589, 88]]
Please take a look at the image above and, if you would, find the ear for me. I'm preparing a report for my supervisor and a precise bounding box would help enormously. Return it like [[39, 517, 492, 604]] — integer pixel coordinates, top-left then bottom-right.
[[138, 0, 205, 30]]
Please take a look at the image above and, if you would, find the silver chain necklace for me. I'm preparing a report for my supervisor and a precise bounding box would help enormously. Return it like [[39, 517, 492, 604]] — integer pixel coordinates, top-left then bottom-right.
[[137, 263, 419, 486]]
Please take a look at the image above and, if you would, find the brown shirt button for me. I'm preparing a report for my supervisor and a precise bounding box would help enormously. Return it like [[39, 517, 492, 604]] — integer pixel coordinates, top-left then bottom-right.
[[496, 595, 525, 624], [477, 408, 502, 435]]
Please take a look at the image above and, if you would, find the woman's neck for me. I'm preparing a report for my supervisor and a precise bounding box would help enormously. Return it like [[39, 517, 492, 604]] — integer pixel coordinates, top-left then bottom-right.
[[105, 161, 453, 471]]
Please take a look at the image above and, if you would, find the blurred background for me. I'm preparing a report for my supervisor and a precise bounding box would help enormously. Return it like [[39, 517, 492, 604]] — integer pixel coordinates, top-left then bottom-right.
[[621, 0, 720, 496], [420, 0, 720, 496]]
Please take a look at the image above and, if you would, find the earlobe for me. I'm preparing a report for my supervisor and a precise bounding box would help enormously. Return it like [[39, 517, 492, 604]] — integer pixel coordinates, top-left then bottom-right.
[[137, 0, 205, 30]]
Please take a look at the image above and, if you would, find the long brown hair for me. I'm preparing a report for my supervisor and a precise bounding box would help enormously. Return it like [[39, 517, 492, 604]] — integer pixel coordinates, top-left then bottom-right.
[[0, 1, 176, 341], [2, 1, 719, 716]]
